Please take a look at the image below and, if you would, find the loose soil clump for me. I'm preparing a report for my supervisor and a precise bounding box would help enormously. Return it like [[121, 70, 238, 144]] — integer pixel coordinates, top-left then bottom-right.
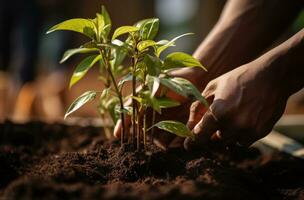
[[1, 120, 304, 200]]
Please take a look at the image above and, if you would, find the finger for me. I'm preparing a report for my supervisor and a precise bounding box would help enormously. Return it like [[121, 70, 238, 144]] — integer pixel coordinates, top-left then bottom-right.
[[187, 101, 207, 130], [184, 110, 219, 150], [113, 116, 131, 138]]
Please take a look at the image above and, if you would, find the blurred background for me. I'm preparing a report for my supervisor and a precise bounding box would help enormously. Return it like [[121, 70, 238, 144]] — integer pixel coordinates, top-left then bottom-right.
[[0, 0, 303, 123]]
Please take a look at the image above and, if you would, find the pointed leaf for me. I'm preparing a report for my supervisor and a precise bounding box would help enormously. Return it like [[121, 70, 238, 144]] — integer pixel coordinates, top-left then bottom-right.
[[96, 14, 105, 40], [147, 75, 160, 97], [137, 40, 157, 52], [159, 77, 186, 97], [156, 33, 193, 57], [160, 77, 208, 107], [47, 18, 96, 39], [163, 52, 207, 71], [156, 40, 173, 46], [112, 26, 139, 40], [170, 77, 208, 106], [135, 18, 159, 40], [60, 48, 99, 63], [151, 120, 194, 139], [101, 6, 111, 37], [65, 91, 97, 119], [69, 55, 101, 88], [156, 97, 181, 108]]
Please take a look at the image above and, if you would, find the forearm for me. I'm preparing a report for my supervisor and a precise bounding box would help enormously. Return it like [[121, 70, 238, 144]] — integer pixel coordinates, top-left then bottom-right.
[[256, 29, 304, 97], [184, 0, 302, 90]]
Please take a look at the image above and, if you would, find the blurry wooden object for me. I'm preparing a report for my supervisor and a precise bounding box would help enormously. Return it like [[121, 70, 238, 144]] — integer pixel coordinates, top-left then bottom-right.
[[260, 130, 304, 160]]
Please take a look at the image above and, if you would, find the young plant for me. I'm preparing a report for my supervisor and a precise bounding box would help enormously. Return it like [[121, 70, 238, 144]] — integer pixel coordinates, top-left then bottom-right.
[[47, 6, 208, 151]]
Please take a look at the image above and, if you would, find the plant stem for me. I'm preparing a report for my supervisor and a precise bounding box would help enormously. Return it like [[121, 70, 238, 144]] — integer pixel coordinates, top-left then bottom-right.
[[151, 110, 156, 145], [131, 56, 138, 149], [137, 108, 141, 150], [143, 107, 147, 150], [100, 49, 126, 145]]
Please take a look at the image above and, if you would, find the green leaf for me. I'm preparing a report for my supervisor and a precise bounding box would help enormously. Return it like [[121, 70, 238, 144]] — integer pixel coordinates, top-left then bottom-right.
[[163, 52, 207, 71], [65, 91, 97, 119], [160, 77, 208, 107], [143, 55, 162, 76], [47, 18, 96, 39], [135, 18, 159, 40], [69, 55, 101, 88], [149, 96, 161, 114], [156, 33, 193, 57], [110, 40, 128, 69], [101, 6, 111, 38], [96, 14, 105, 41], [112, 26, 139, 40], [147, 75, 160, 97], [60, 48, 98, 63], [151, 120, 194, 139], [156, 97, 181, 108], [171, 77, 208, 106], [156, 40, 172, 46], [159, 77, 186, 97], [137, 40, 157, 52]]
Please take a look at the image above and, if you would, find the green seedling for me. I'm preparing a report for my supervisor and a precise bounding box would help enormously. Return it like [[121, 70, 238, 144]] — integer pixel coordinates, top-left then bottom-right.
[[47, 6, 208, 151]]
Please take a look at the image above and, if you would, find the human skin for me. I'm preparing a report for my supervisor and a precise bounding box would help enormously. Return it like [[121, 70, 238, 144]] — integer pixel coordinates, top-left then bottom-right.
[[184, 29, 304, 150], [114, 0, 303, 149]]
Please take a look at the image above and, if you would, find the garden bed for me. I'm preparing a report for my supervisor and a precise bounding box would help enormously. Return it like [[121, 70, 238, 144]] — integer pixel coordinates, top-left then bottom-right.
[[1, 120, 304, 200]]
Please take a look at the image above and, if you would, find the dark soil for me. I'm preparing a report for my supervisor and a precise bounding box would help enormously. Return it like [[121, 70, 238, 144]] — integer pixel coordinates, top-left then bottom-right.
[[1, 120, 304, 200]]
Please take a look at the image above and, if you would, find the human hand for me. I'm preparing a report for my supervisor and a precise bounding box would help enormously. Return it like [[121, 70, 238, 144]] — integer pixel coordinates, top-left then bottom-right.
[[184, 61, 289, 150]]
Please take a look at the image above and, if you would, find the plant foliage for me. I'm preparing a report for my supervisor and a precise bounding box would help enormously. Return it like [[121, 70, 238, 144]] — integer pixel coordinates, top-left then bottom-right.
[[47, 6, 207, 150]]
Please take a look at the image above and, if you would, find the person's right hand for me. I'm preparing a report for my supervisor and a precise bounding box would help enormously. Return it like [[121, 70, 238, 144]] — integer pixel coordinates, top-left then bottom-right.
[[184, 60, 290, 150]]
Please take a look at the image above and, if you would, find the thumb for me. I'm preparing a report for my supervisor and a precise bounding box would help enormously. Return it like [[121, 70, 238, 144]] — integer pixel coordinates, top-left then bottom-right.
[[184, 109, 219, 150], [187, 101, 208, 130]]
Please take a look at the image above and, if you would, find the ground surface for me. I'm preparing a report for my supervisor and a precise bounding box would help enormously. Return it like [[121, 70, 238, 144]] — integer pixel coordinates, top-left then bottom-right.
[[1, 121, 304, 200]]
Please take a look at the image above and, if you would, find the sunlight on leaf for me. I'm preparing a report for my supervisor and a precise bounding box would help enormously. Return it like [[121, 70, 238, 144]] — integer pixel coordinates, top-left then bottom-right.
[[137, 40, 157, 52], [60, 48, 98, 63], [135, 18, 159, 40], [160, 77, 208, 107], [163, 52, 207, 71], [65, 91, 97, 119], [156, 33, 193, 57], [151, 120, 194, 139], [112, 26, 139, 40], [69, 55, 101, 88], [47, 18, 96, 39], [101, 6, 111, 38]]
